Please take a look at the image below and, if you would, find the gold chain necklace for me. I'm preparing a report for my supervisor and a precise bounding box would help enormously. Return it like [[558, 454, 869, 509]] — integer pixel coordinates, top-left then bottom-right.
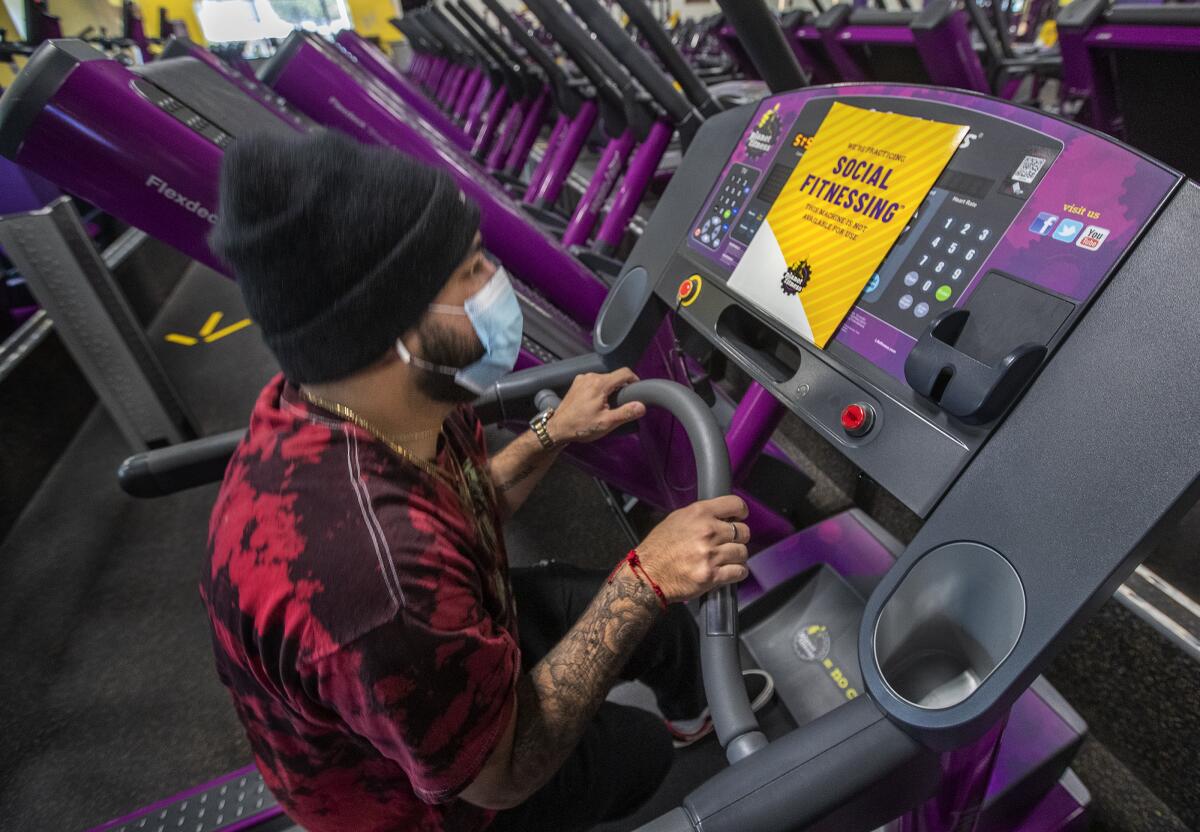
[[299, 388, 467, 500]]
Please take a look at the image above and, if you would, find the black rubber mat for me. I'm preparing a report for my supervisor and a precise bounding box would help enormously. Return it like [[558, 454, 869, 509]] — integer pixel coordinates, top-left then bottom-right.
[[1046, 600, 1200, 829], [145, 263, 278, 436], [0, 408, 250, 831], [0, 328, 96, 541], [1069, 738, 1189, 832]]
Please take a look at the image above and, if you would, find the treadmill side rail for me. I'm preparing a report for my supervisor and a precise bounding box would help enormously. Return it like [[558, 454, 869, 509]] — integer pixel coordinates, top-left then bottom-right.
[[0, 198, 198, 450], [676, 696, 939, 832], [118, 428, 245, 497]]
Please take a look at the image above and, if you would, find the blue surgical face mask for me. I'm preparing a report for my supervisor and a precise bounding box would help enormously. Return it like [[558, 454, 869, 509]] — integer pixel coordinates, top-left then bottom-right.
[[396, 266, 523, 394]]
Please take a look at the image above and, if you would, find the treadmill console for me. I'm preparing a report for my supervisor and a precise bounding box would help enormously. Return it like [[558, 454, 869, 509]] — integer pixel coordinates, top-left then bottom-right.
[[129, 77, 234, 148], [643, 86, 1180, 514]]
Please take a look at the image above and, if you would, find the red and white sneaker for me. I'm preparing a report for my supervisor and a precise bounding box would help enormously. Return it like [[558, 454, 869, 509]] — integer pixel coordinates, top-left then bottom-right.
[[665, 668, 775, 748]]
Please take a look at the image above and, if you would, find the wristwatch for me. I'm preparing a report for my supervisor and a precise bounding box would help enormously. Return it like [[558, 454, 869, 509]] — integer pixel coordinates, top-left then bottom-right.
[[529, 407, 557, 450]]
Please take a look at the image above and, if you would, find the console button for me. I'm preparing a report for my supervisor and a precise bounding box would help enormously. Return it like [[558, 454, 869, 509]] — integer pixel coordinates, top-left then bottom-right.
[[840, 403, 875, 437], [677, 274, 702, 306]]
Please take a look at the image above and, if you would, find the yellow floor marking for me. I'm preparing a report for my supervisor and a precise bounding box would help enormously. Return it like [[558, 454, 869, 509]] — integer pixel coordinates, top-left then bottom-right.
[[199, 311, 224, 338], [204, 319, 253, 343], [165, 311, 253, 346]]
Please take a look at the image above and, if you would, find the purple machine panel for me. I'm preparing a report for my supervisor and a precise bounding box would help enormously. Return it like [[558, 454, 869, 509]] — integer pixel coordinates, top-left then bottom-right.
[[684, 87, 1177, 383], [0, 156, 61, 214], [0, 38, 606, 332], [0, 45, 245, 272]]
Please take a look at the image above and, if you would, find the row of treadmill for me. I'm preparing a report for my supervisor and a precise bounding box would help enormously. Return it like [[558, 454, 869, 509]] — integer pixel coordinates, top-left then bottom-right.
[[0, 0, 1198, 830], [391, 0, 1200, 179]]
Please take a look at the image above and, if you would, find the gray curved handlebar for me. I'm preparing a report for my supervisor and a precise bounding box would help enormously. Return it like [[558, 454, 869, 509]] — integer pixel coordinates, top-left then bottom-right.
[[612, 379, 767, 764]]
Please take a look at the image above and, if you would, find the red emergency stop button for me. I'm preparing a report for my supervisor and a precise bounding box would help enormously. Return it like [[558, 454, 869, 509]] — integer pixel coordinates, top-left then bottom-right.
[[677, 274, 702, 307], [840, 403, 875, 437]]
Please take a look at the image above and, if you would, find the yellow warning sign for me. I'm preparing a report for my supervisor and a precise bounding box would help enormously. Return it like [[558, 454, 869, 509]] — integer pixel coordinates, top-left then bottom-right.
[[728, 102, 968, 348], [165, 311, 252, 347]]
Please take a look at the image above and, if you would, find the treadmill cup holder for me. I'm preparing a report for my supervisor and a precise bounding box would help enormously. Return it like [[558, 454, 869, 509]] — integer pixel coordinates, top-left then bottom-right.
[[593, 266, 666, 371], [904, 308, 1047, 425], [873, 541, 1025, 710]]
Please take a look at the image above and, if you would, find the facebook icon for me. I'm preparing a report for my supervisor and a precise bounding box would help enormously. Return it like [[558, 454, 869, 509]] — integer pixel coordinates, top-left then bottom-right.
[[1029, 212, 1058, 236]]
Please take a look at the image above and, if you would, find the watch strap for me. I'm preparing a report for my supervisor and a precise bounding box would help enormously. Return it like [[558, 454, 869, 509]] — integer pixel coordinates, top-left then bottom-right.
[[531, 408, 556, 449]]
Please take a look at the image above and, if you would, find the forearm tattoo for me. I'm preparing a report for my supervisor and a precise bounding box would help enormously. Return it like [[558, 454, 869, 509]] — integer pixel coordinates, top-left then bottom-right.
[[493, 457, 543, 494], [488, 432, 558, 495], [508, 570, 661, 797]]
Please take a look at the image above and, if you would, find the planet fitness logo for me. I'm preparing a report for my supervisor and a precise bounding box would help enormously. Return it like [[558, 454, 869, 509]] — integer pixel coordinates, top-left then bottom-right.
[[793, 623, 831, 662], [782, 259, 812, 296], [746, 103, 782, 158]]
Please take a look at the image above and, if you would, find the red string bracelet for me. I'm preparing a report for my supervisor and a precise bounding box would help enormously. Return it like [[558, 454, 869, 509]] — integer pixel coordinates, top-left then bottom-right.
[[607, 549, 669, 611]]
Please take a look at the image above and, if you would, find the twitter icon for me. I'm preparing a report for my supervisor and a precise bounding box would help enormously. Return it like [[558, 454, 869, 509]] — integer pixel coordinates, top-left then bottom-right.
[[1052, 218, 1084, 243]]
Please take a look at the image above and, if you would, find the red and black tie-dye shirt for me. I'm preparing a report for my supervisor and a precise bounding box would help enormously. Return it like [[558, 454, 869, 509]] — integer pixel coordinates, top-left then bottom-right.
[[202, 375, 519, 832]]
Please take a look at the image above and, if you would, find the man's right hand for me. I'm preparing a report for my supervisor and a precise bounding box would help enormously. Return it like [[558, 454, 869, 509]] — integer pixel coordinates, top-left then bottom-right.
[[463, 496, 750, 811], [636, 495, 751, 603]]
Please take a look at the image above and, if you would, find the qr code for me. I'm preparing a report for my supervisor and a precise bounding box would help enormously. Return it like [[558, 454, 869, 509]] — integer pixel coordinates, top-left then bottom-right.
[[1011, 155, 1047, 184]]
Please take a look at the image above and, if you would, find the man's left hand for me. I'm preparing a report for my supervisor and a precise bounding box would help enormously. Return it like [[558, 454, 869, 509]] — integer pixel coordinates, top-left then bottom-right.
[[548, 368, 646, 445]]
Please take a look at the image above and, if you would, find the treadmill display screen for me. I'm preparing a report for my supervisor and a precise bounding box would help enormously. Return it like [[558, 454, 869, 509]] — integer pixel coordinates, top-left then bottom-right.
[[684, 95, 1063, 381]]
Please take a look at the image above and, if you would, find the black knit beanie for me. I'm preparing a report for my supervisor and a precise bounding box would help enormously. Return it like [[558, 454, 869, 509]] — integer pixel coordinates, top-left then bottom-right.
[[210, 130, 481, 383]]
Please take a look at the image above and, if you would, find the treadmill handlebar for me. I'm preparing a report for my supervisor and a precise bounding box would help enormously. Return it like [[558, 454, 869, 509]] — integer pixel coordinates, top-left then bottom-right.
[[481, 0, 584, 113], [481, 0, 560, 82], [440, 3, 518, 79], [454, 1, 527, 74], [404, 12, 465, 61], [116, 355, 606, 498], [522, 0, 643, 108], [117, 429, 245, 498], [614, 0, 720, 118], [473, 352, 608, 423], [522, 0, 632, 130], [607, 380, 768, 765], [561, 0, 697, 129], [390, 17, 442, 56], [422, 7, 497, 71], [714, 0, 808, 92], [613, 380, 730, 503]]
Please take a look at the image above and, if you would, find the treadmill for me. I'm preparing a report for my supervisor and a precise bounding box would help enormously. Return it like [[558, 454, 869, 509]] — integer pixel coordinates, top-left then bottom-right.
[[1057, 0, 1200, 181], [592, 5, 1195, 829], [0, 40, 298, 451], [805, 0, 992, 94]]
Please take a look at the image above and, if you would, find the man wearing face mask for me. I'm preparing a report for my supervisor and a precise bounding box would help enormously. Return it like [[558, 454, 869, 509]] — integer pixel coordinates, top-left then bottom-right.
[[202, 132, 760, 832]]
